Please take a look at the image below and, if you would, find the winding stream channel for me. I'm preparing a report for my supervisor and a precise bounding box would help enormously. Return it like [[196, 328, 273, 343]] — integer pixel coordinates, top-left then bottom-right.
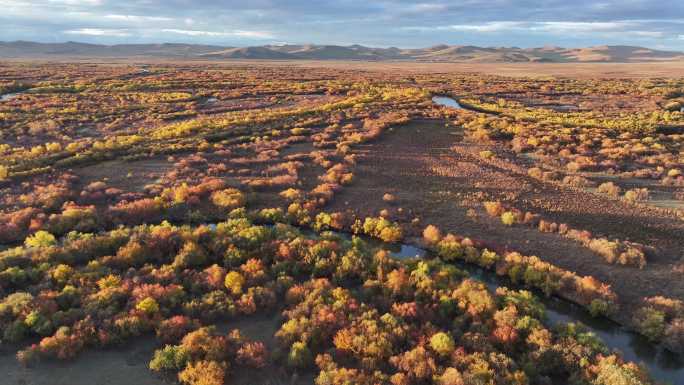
[[326, 232, 682, 384], [0, 95, 681, 381], [430, 95, 684, 383], [1, 218, 682, 382]]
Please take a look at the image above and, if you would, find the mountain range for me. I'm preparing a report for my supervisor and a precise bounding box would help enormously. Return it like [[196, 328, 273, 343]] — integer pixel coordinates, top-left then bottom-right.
[[1, 41, 683, 63]]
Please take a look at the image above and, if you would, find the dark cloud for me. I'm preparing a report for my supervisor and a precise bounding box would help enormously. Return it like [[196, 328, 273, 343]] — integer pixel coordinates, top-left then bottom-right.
[[1, 0, 683, 49]]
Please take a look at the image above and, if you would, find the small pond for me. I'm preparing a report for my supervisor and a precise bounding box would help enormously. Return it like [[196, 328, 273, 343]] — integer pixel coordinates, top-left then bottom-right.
[[432, 95, 463, 109], [0, 93, 20, 102]]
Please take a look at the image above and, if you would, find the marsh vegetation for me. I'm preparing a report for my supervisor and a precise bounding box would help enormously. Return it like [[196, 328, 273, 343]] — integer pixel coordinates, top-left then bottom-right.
[[0, 62, 683, 385]]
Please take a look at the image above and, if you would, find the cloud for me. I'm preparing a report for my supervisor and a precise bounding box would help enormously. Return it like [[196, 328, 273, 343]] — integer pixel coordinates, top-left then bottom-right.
[[2, 0, 684, 49], [161, 29, 273, 39], [404, 3, 449, 13], [408, 22, 526, 33], [403, 20, 679, 40], [631, 31, 665, 38], [104, 14, 173, 22], [405, 21, 637, 34], [48, 0, 102, 5], [64, 28, 131, 37], [530, 21, 635, 33]]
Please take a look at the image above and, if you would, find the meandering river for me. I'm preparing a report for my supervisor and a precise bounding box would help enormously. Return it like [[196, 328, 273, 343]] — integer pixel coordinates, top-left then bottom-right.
[[1, 200, 682, 381], [359, 235, 683, 384], [365, 102, 684, 382]]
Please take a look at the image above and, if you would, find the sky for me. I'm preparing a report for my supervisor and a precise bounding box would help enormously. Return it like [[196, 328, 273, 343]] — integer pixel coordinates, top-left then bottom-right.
[[2, 0, 684, 50]]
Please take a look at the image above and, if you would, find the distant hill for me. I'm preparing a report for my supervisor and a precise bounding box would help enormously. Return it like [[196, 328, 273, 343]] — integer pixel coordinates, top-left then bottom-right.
[[199, 46, 295, 59], [0, 41, 226, 58], [1, 41, 683, 62]]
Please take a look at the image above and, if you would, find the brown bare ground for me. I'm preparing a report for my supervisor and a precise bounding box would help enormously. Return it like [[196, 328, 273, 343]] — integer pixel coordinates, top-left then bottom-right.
[[0, 313, 310, 385], [0, 337, 166, 385], [73, 158, 175, 193]]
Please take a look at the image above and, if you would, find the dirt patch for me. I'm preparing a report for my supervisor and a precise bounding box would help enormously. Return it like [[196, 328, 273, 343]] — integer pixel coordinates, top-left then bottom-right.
[[215, 313, 314, 385], [0, 313, 312, 385], [0, 337, 165, 385], [73, 158, 175, 193], [519, 154, 684, 215]]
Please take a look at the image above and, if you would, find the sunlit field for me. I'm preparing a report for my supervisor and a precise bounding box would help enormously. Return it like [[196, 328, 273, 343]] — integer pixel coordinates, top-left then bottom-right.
[[1, 62, 683, 385]]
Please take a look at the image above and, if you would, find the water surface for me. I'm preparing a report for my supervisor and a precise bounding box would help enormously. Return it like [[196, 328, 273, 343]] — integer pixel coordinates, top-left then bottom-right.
[[0, 93, 20, 101], [432, 95, 463, 109]]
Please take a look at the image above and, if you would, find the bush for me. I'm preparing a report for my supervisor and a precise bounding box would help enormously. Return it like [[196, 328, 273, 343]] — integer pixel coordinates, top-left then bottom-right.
[[664, 318, 684, 354], [562, 175, 596, 187], [423, 225, 442, 245], [501, 212, 516, 226], [435, 235, 463, 261], [597, 182, 621, 197], [429, 332, 455, 356], [136, 297, 160, 315], [25, 231, 57, 248], [236, 341, 268, 368], [439, 368, 464, 385], [52, 264, 74, 283], [589, 299, 611, 317], [623, 188, 649, 202], [527, 167, 544, 179], [178, 360, 227, 385], [634, 307, 667, 342], [313, 212, 332, 232], [149, 345, 190, 371], [224, 271, 245, 295], [287, 341, 312, 368], [483, 201, 504, 217], [210, 188, 245, 209], [594, 355, 649, 385], [173, 241, 207, 269], [479, 150, 494, 159], [4, 319, 29, 342], [279, 188, 302, 202], [361, 217, 403, 242], [157, 316, 199, 343]]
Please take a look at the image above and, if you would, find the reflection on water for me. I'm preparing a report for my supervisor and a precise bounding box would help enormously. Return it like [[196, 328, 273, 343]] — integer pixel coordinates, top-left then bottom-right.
[[432, 96, 463, 109], [0, 93, 19, 101]]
